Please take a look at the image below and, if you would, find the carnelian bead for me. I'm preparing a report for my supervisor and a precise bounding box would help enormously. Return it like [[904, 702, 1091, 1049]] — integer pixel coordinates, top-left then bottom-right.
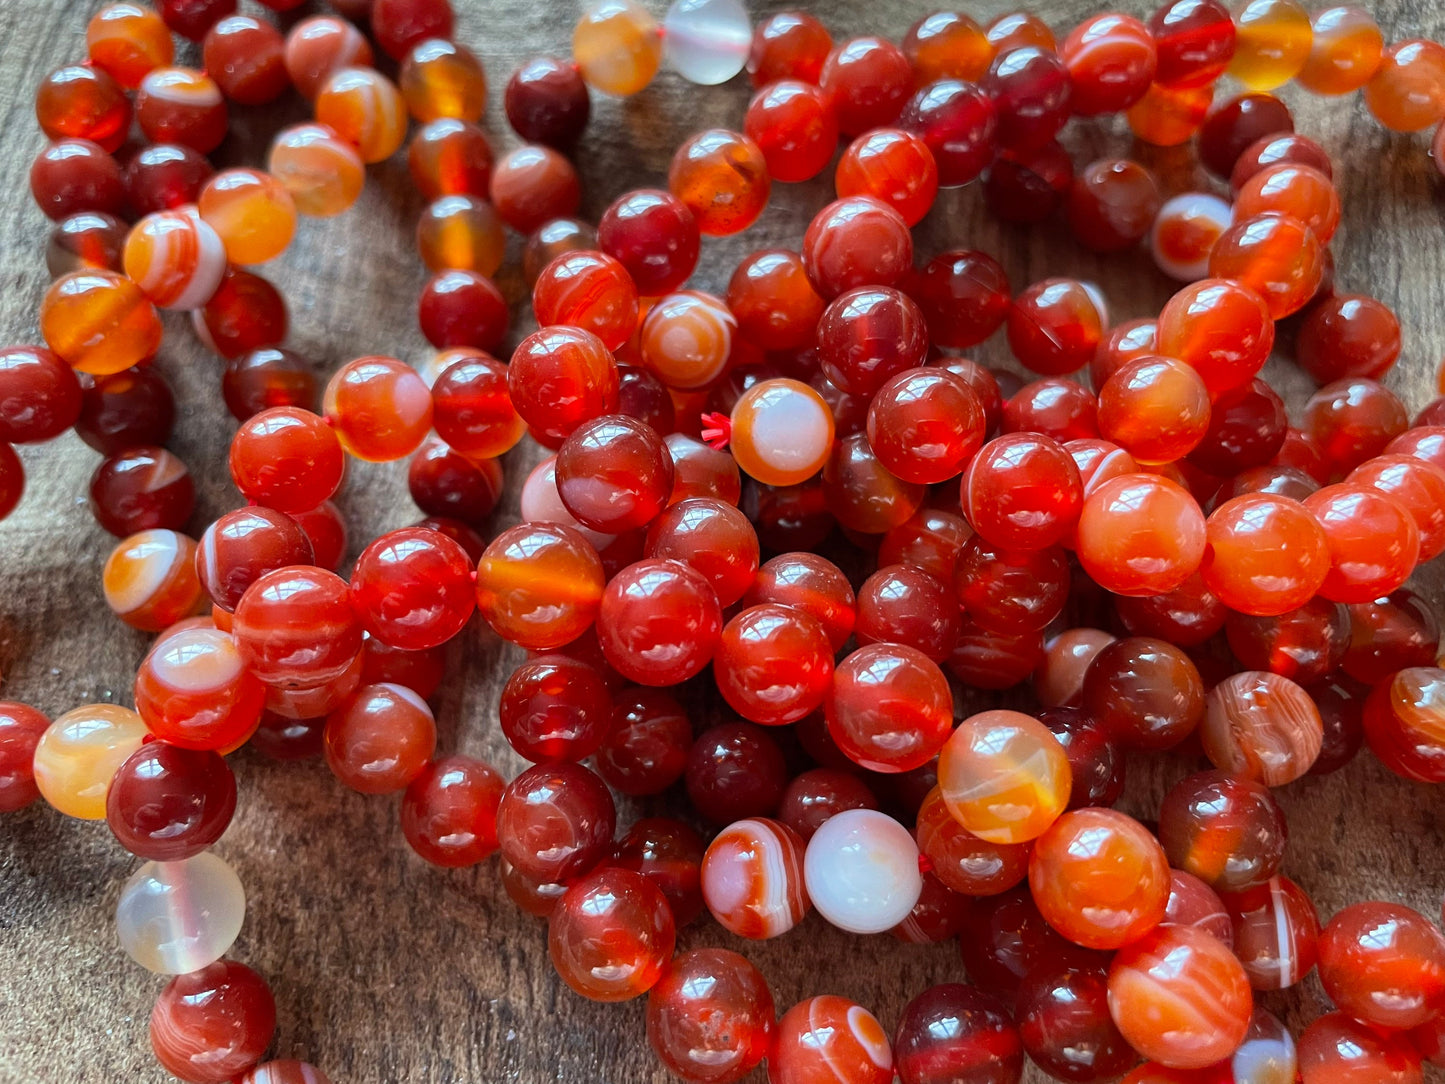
[[371, 0, 453, 61], [232, 565, 361, 687], [0, 704, 49, 812], [1365, 39, 1445, 132], [1297, 294, 1400, 385], [645, 497, 758, 607], [820, 35, 913, 136], [429, 353, 523, 459], [748, 11, 831, 85], [1296, 5, 1383, 95], [1157, 279, 1274, 396], [400, 755, 503, 867], [1006, 377, 1100, 445], [955, 538, 1069, 637], [1304, 483, 1420, 602], [197, 169, 296, 266], [715, 604, 832, 726], [647, 949, 774, 1083], [1076, 473, 1206, 596], [36, 65, 131, 154], [1097, 356, 1211, 463], [855, 563, 959, 663], [961, 433, 1084, 551], [533, 251, 639, 353], [827, 643, 952, 773], [504, 56, 590, 149], [229, 415, 341, 525], [1082, 636, 1204, 751], [727, 250, 824, 351], [400, 39, 486, 124], [1108, 924, 1253, 1070], [284, 15, 372, 100], [817, 286, 927, 398], [1349, 454, 1445, 561], [324, 683, 435, 794], [668, 129, 770, 237], [88, 4, 175, 90], [982, 47, 1071, 153], [822, 434, 925, 534], [744, 81, 837, 185], [1150, 0, 1236, 88], [1201, 494, 1329, 615], [573, 0, 662, 97], [203, 15, 287, 106], [1318, 902, 1445, 1030], [321, 356, 432, 463], [1030, 808, 1170, 949], [1299, 1012, 1423, 1084], [556, 414, 672, 533], [1202, 670, 1323, 785], [1224, 598, 1348, 684], [938, 710, 1070, 844], [30, 140, 127, 223], [915, 784, 1029, 896], [597, 189, 698, 298], [1197, 92, 1294, 178], [1208, 212, 1322, 319], [315, 67, 406, 163], [490, 145, 582, 235], [406, 120, 494, 203], [867, 367, 985, 485], [350, 527, 474, 651], [745, 552, 855, 651], [637, 291, 734, 391], [835, 129, 937, 227], [135, 67, 227, 153], [1303, 376, 1408, 475], [904, 12, 993, 85], [414, 196, 505, 276], [1230, 131, 1333, 190], [898, 78, 998, 188], [665, 433, 740, 504], [46, 271, 159, 385], [193, 267, 288, 359], [150, 961, 275, 1083], [507, 326, 619, 449], [1235, 163, 1340, 243], [1061, 13, 1158, 115], [549, 866, 674, 1003], [1364, 666, 1445, 782], [597, 558, 722, 687], [134, 625, 264, 749], [1008, 278, 1107, 376], [475, 524, 604, 651], [803, 196, 913, 299], [1127, 82, 1214, 146], [771, 996, 893, 1084], [685, 721, 788, 824], [987, 12, 1057, 53], [1228, 0, 1312, 90]]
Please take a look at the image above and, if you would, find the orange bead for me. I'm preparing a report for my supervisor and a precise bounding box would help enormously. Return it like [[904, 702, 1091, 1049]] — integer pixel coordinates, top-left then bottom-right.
[[1029, 808, 1171, 949], [1208, 212, 1323, 319], [399, 38, 487, 123], [729, 377, 835, 487], [122, 209, 228, 311], [284, 15, 374, 100], [669, 129, 771, 237], [267, 123, 365, 217], [1234, 163, 1340, 243], [87, 2, 174, 89], [902, 11, 995, 84], [41, 270, 163, 376], [1303, 482, 1421, 603], [36, 65, 132, 153], [416, 195, 506, 275], [573, 0, 662, 97], [198, 168, 297, 265], [322, 355, 433, 462], [986, 12, 1057, 53], [102, 528, 206, 632], [1156, 278, 1275, 397], [1364, 39, 1445, 132], [834, 128, 939, 227], [1075, 473, 1207, 597], [32, 704, 148, 820], [315, 67, 407, 163], [1228, 0, 1312, 90], [475, 523, 606, 650], [1097, 355, 1212, 463], [1295, 5, 1383, 95], [1127, 82, 1213, 146], [1202, 494, 1331, 615], [639, 291, 734, 389], [937, 709, 1071, 845]]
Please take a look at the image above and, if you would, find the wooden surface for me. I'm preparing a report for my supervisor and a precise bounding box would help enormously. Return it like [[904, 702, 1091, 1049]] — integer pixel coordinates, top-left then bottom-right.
[[3, 1, 1445, 1082]]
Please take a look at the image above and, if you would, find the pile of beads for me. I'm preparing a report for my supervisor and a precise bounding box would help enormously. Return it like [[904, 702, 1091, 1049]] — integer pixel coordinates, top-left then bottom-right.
[[6, 0, 1445, 1082]]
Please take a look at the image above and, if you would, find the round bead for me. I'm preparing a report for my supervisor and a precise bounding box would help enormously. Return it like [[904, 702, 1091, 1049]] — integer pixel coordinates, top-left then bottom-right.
[[748, 11, 832, 85], [0, 345, 82, 444], [1317, 902, 1445, 1030], [729, 378, 834, 487], [350, 527, 475, 650], [134, 625, 265, 750], [475, 523, 605, 650], [507, 325, 619, 449], [233, 566, 362, 685], [938, 710, 1071, 845], [107, 742, 236, 862], [1229, 0, 1312, 89], [497, 760, 615, 883], [574, 0, 662, 97], [893, 984, 1023, 1084], [198, 169, 297, 266], [400, 38, 486, 123], [597, 558, 722, 685], [505, 57, 590, 148], [41, 269, 162, 375], [663, 0, 750, 85], [228, 407, 344, 514], [770, 996, 892, 1084], [669, 129, 770, 237], [315, 67, 407, 163], [32, 704, 147, 820], [88, 3, 175, 89], [401, 755, 505, 867], [1304, 482, 1420, 602], [803, 196, 913, 298], [647, 949, 774, 1083], [284, 16, 373, 100], [549, 866, 675, 1001], [135, 67, 227, 153], [150, 960, 275, 1084], [1151, 193, 1235, 281], [1365, 39, 1445, 131], [701, 817, 810, 938], [1296, 5, 1383, 95], [1076, 473, 1206, 596], [102, 528, 206, 631], [1202, 494, 1331, 615], [804, 809, 921, 935], [322, 356, 433, 462], [1201, 671, 1323, 785], [122, 208, 228, 310], [116, 851, 245, 974], [827, 643, 952, 773]]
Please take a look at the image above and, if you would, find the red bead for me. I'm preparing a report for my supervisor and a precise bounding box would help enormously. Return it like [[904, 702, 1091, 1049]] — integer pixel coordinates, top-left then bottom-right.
[[961, 432, 1084, 551], [234, 565, 362, 685], [1224, 874, 1320, 990], [771, 996, 893, 1084], [1230, 131, 1332, 191], [1005, 377, 1100, 443], [1198, 92, 1294, 178], [748, 11, 832, 86], [500, 655, 612, 762], [371, 0, 453, 60], [893, 984, 1023, 1084], [597, 189, 699, 298], [645, 497, 759, 606], [229, 407, 343, 514], [1299, 1012, 1423, 1084], [744, 552, 856, 651], [820, 36, 913, 135], [983, 47, 1072, 152], [0, 345, 81, 443], [1017, 958, 1136, 1082], [715, 604, 832, 725], [1062, 13, 1158, 114], [221, 347, 315, 421], [597, 558, 722, 685], [505, 56, 590, 149], [550, 866, 675, 1002], [507, 326, 619, 449], [106, 742, 236, 861], [1151, 0, 1237, 87], [203, 15, 288, 105], [324, 682, 436, 793], [908, 250, 1010, 350], [727, 249, 825, 352], [401, 755, 504, 866], [195, 268, 288, 359], [36, 65, 131, 153], [898, 79, 997, 187], [745, 81, 839, 184], [556, 414, 673, 533], [817, 286, 927, 398], [136, 67, 228, 154], [802, 196, 913, 299], [0, 702, 49, 812], [685, 721, 787, 825], [1304, 482, 1420, 602], [1157, 278, 1274, 397], [150, 961, 275, 1084], [647, 949, 774, 1083], [1008, 279, 1107, 376], [611, 816, 705, 926], [89, 446, 194, 538], [497, 760, 615, 883], [417, 270, 508, 352], [1158, 769, 1287, 893], [491, 144, 581, 235], [867, 367, 985, 484], [29, 140, 126, 221], [196, 506, 314, 613], [668, 129, 770, 237], [1208, 212, 1323, 319], [1318, 901, 1445, 1030], [828, 643, 952, 773], [595, 689, 691, 797], [1068, 159, 1163, 252], [158, 0, 236, 41], [533, 250, 639, 353], [407, 119, 493, 200], [350, 526, 474, 651]]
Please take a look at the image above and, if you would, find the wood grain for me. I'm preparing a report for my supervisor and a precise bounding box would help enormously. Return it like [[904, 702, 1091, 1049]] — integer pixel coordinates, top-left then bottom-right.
[[2, 1, 1445, 1082]]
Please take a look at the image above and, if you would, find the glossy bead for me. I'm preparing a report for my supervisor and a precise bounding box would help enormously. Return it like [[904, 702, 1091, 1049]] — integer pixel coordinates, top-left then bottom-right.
[[667, 129, 770, 237], [87, 3, 175, 89], [1151, 0, 1237, 87], [32, 704, 146, 820], [322, 355, 432, 462], [594, 689, 690, 797], [414, 196, 505, 277], [893, 984, 1023, 1084], [664, 433, 738, 505], [505, 56, 590, 148], [662, 0, 750, 85], [1296, 5, 1383, 95], [612, 817, 705, 925], [1224, 598, 1349, 685], [228, 407, 343, 514], [1228, 0, 1311, 89], [1080, 636, 1205, 751], [1201, 494, 1328, 615], [1008, 278, 1107, 377], [1158, 770, 1287, 893], [573, 0, 662, 97], [770, 996, 892, 1084], [397, 38, 485, 124], [805, 809, 921, 934], [1236, 163, 1339, 245], [816, 287, 926, 400], [685, 721, 787, 824], [429, 352, 523, 459], [370, 0, 453, 60], [938, 710, 1070, 844], [714, 604, 831, 725], [350, 526, 474, 651], [1017, 959, 1136, 1083], [898, 79, 998, 187], [1030, 808, 1169, 950], [192, 267, 288, 359], [745, 552, 855, 651], [0, 703, 49, 813], [1304, 483, 1420, 603], [700, 817, 809, 938], [961, 433, 1084, 551], [88, 445, 192, 538], [904, 11, 993, 83], [198, 169, 296, 266], [500, 654, 611, 763], [856, 563, 959, 662], [203, 15, 287, 105], [1108, 924, 1252, 1069], [134, 625, 264, 750], [1200, 670, 1322, 785], [315, 67, 406, 163], [1061, 13, 1158, 115], [1297, 294, 1401, 386], [31, 143, 127, 225], [401, 755, 504, 866], [728, 378, 834, 487], [233, 566, 361, 685], [491, 145, 582, 235], [508, 326, 619, 449], [74, 367, 173, 456], [106, 742, 235, 863], [1298, 1013, 1423, 1084], [116, 852, 245, 974], [135, 67, 227, 153], [1157, 278, 1274, 397], [597, 558, 722, 685], [548, 865, 675, 1003], [826, 643, 951, 773], [820, 35, 912, 136], [726, 250, 824, 351], [1317, 902, 1445, 1030], [1036, 629, 1115, 709], [647, 948, 774, 1083], [742, 81, 838, 185], [802, 196, 912, 299], [914, 785, 1029, 897], [1198, 92, 1295, 178], [1150, 193, 1233, 281], [475, 523, 604, 650], [406, 119, 494, 203], [1365, 39, 1445, 131], [120, 209, 225, 313], [555, 414, 672, 534], [596, 190, 699, 299], [1068, 159, 1163, 252], [1163, 868, 1234, 946], [36, 64, 131, 153], [1364, 667, 1445, 782], [41, 270, 162, 376], [1304, 376, 1409, 475], [1224, 875, 1320, 991], [1208, 212, 1323, 319], [149, 960, 276, 1084], [0, 345, 80, 444], [102, 529, 205, 631], [1076, 473, 1206, 596], [284, 16, 372, 99], [324, 684, 435, 794], [982, 47, 1071, 153], [498, 759, 615, 884], [533, 250, 638, 353], [748, 11, 831, 85], [909, 253, 1010, 353]]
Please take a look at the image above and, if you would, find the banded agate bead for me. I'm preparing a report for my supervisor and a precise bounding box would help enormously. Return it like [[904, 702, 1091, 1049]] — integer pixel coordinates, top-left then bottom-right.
[[701, 816, 809, 938]]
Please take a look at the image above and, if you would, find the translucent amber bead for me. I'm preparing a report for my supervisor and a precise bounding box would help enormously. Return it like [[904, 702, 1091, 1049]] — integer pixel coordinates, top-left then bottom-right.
[[103, 528, 206, 631], [267, 123, 365, 217], [116, 851, 245, 973], [88, 3, 175, 89], [1364, 40, 1445, 132], [1207, 213, 1323, 319], [1296, 6, 1383, 94], [33, 704, 147, 820], [574, 0, 662, 97], [198, 169, 296, 265], [1234, 163, 1339, 243], [41, 269, 162, 375], [416, 195, 506, 275], [400, 38, 487, 123], [1075, 473, 1207, 597], [122, 209, 227, 311], [475, 523, 605, 650], [904, 11, 993, 84], [1228, 0, 1312, 90], [36, 64, 132, 153], [322, 355, 433, 462], [937, 709, 1071, 845], [669, 129, 770, 236], [315, 67, 407, 163]]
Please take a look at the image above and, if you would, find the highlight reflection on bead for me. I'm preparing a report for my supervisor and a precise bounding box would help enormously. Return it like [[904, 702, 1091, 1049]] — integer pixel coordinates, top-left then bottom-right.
[[115, 851, 246, 973]]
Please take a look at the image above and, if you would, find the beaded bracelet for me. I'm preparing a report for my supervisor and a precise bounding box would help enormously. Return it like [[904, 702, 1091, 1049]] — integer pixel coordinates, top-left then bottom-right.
[[5, 0, 1445, 1082]]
